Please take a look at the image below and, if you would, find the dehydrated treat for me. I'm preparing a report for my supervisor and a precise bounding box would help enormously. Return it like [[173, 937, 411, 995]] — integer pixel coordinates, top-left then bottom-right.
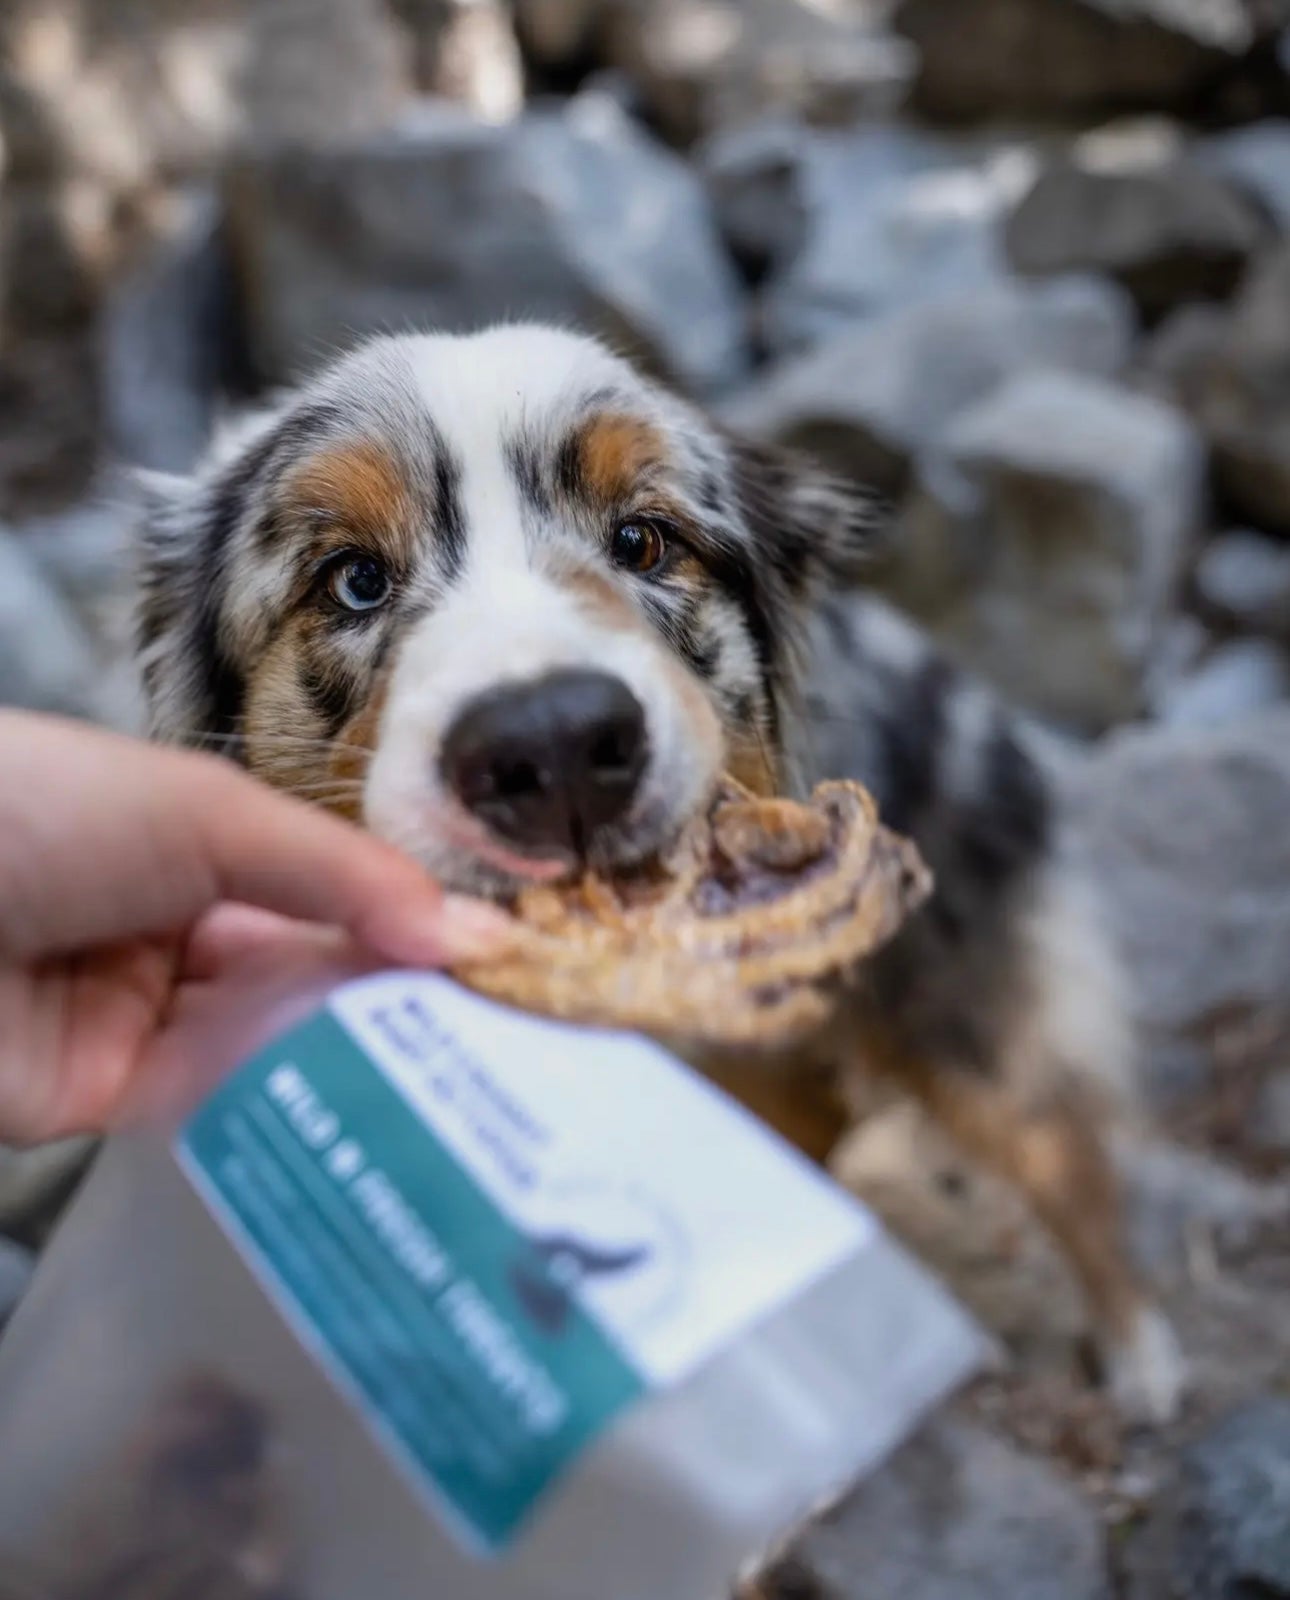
[[15, 1375, 299, 1600], [455, 778, 930, 1050]]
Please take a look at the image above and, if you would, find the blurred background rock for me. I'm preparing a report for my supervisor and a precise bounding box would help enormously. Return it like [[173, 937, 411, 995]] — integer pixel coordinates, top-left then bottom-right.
[[2, 1, 1290, 1594]]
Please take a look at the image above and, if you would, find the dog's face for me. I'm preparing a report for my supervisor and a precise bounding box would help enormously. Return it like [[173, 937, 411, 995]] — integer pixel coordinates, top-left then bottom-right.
[[137, 326, 880, 893]]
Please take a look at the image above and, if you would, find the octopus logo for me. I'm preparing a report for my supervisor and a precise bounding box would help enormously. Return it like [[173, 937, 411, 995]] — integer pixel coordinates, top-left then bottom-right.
[[507, 1179, 688, 1340]]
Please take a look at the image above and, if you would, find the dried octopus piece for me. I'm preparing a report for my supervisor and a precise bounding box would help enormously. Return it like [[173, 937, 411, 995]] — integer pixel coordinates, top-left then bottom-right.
[[34, 1375, 298, 1600], [454, 778, 930, 1050]]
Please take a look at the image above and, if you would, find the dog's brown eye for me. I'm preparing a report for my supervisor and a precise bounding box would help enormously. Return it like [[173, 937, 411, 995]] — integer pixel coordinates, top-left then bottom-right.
[[611, 521, 667, 574], [326, 554, 392, 612]]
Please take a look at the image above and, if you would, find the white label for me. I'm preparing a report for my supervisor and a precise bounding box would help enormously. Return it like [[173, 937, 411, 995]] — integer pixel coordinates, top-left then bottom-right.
[[328, 972, 873, 1388]]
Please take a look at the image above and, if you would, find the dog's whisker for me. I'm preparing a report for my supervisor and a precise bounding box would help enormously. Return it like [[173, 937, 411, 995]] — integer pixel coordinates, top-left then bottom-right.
[[279, 782, 370, 801], [206, 734, 362, 755]]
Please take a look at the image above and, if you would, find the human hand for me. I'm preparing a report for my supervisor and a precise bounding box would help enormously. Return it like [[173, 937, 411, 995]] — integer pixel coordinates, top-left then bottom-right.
[[0, 712, 511, 1143]]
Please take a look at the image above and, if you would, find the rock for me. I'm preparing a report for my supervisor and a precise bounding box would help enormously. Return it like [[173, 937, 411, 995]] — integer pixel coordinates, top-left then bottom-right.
[[515, 0, 914, 142], [721, 277, 1135, 495], [1142, 612, 1213, 717], [238, 0, 413, 147], [101, 190, 238, 475], [1133, 301, 1229, 412], [1120, 1139, 1289, 1276], [390, 0, 525, 120], [750, 1416, 1110, 1600], [0, 0, 245, 195], [1136, 1399, 1290, 1600], [898, 372, 1205, 732], [599, 0, 916, 147], [0, 1239, 33, 1330], [513, 0, 602, 73], [1195, 529, 1290, 636], [1069, 711, 1290, 1091], [0, 180, 117, 334], [22, 500, 133, 620], [225, 98, 747, 394], [18, 500, 149, 734], [1198, 117, 1290, 230], [0, 1139, 95, 1247], [0, 526, 117, 721], [1156, 638, 1290, 727], [895, 0, 1283, 122], [0, 333, 102, 517], [1186, 243, 1290, 534], [1248, 1069, 1290, 1154], [699, 116, 813, 283], [748, 122, 1036, 356], [1004, 158, 1269, 323]]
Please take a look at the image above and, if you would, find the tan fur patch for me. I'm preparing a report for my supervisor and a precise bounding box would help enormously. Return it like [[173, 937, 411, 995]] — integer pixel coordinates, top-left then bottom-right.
[[727, 730, 779, 797], [287, 441, 415, 556], [242, 629, 390, 822], [575, 414, 666, 505], [662, 653, 725, 781], [326, 675, 392, 821], [563, 566, 644, 631], [241, 629, 323, 791]]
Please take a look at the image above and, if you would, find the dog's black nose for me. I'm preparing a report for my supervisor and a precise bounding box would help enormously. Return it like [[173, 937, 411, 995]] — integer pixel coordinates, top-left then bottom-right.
[[441, 670, 648, 857]]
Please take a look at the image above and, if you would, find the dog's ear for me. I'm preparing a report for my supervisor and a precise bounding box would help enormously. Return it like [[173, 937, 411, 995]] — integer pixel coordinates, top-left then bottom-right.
[[724, 434, 894, 594], [132, 466, 240, 751]]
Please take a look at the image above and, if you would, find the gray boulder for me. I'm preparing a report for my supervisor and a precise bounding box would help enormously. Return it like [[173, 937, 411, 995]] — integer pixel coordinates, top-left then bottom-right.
[[513, 0, 601, 70], [895, 0, 1281, 121], [390, 0, 525, 121], [101, 190, 233, 475], [238, 0, 414, 147], [747, 123, 1034, 356], [1005, 158, 1268, 323], [0, 501, 146, 733], [225, 99, 747, 395], [1128, 1399, 1290, 1600], [1248, 1069, 1290, 1155], [1186, 243, 1290, 533], [0, 527, 114, 722], [1155, 637, 1290, 728], [1194, 528, 1290, 636], [1070, 711, 1290, 1093], [750, 1416, 1109, 1600], [1134, 301, 1229, 413], [1198, 117, 1290, 231], [0, 1139, 95, 1248], [699, 116, 813, 283], [721, 277, 1135, 495], [597, 0, 915, 146], [897, 371, 1205, 732], [0, 1239, 33, 1333]]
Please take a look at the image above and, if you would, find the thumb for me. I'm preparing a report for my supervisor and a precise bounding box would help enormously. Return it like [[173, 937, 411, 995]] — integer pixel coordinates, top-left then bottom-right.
[[182, 759, 513, 967]]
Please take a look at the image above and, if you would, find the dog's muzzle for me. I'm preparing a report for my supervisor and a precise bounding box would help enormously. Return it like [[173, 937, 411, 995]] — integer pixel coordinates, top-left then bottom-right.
[[440, 669, 648, 860]]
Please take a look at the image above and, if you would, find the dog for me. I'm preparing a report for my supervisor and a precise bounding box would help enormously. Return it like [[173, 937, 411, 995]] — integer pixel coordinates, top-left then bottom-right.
[[132, 323, 1183, 1424]]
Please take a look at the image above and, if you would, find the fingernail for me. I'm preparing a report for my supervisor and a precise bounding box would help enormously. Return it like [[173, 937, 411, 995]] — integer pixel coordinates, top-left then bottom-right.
[[439, 895, 519, 962], [367, 891, 518, 967]]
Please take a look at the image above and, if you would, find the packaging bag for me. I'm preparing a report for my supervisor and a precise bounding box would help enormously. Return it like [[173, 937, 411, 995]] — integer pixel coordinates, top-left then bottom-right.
[[0, 971, 988, 1599]]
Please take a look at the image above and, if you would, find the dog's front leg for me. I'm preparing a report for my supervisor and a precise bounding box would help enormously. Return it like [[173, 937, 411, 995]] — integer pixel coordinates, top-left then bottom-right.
[[891, 1061, 1185, 1425], [696, 1050, 853, 1168]]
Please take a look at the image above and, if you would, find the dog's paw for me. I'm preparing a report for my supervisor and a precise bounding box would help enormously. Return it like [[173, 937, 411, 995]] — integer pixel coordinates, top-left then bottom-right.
[[1103, 1307, 1186, 1426]]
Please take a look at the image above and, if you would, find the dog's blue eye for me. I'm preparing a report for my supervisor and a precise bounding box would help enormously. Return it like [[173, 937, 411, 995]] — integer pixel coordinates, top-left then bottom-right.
[[610, 521, 667, 574], [327, 555, 392, 612]]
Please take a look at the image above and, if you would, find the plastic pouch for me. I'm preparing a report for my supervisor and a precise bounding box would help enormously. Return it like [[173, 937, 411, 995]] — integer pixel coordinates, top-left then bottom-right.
[[0, 971, 988, 1598]]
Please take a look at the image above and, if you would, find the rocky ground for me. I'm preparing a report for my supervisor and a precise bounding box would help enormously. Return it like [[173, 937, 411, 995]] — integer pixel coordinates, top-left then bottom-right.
[[1, 0, 1290, 1594]]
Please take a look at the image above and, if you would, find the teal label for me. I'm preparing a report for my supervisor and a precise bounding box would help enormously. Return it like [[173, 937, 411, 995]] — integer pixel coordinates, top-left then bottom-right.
[[181, 1008, 644, 1553]]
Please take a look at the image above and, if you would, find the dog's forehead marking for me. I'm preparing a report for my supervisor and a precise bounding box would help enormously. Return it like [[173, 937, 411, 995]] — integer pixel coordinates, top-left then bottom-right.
[[287, 440, 412, 542], [567, 413, 667, 505], [389, 327, 655, 584]]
